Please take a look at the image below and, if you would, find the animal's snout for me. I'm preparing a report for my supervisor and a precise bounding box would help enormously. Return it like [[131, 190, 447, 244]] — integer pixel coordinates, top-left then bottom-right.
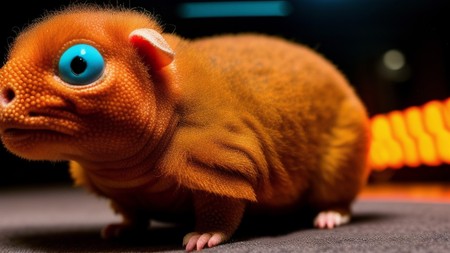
[[0, 86, 16, 107]]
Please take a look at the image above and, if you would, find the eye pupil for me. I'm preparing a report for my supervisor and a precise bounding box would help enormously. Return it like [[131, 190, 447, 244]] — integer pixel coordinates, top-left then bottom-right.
[[70, 56, 87, 75]]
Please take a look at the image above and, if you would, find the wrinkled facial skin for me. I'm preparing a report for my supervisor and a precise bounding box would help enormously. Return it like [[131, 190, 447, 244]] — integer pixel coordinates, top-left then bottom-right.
[[0, 36, 157, 162]]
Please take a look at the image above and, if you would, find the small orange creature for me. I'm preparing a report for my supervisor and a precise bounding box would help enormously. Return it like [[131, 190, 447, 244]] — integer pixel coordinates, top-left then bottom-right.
[[0, 5, 370, 251]]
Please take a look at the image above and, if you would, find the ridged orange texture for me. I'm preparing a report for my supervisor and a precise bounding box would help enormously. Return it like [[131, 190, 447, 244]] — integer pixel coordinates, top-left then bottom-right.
[[370, 98, 450, 170]]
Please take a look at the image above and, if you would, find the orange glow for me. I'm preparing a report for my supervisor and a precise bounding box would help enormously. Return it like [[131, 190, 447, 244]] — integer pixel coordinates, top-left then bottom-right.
[[370, 99, 450, 170], [370, 115, 403, 169]]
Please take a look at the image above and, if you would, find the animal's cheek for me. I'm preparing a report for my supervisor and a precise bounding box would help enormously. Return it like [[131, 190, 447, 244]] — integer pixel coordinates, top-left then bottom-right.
[[72, 98, 157, 158]]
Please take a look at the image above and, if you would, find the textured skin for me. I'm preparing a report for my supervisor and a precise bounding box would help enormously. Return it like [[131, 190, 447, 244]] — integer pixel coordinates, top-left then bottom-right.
[[0, 5, 371, 251]]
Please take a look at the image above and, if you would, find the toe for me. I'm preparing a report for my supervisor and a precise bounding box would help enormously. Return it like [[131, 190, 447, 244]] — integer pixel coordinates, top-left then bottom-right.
[[183, 232, 200, 252], [208, 233, 225, 248], [196, 233, 212, 250]]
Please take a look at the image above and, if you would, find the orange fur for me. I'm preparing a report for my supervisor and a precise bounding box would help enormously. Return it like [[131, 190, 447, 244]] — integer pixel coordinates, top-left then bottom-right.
[[0, 5, 371, 251]]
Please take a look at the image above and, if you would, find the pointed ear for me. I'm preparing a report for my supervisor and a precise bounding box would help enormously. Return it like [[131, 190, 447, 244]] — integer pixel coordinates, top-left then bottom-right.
[[129, 28, 174, 70]]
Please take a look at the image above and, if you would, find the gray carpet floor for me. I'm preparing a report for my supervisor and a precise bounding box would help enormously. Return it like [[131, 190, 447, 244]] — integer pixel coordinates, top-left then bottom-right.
[[0, 185, 449, 253]]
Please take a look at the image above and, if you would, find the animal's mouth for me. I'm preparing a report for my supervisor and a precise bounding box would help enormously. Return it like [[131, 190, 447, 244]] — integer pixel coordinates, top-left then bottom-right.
[[3, 128, 35, 140], [1, 126, 73, 145], [0, 109, 81, 144], [2, 128, 65, 141]]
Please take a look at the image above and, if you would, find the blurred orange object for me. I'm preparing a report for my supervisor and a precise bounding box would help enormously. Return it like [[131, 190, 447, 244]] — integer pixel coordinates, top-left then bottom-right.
[[369, 98, 450, 170]]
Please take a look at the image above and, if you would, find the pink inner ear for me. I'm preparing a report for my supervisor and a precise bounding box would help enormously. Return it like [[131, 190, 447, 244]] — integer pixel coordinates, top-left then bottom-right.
[[129, 29, 174, 70]]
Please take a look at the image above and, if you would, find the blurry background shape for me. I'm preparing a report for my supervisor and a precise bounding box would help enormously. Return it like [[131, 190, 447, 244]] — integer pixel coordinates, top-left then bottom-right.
[[370, 98, 450, 170], [178, 1, 293, 18], [383, 49, 405, 71]]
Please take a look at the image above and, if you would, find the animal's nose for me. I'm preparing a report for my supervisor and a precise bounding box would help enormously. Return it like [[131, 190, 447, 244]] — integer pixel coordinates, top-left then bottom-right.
[[0, 86, 16, 107]]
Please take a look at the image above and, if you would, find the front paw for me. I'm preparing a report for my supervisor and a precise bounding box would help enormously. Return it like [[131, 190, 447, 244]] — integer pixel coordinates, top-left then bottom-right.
[[183, 231, 227, 251], [184, 192, 246, 251]]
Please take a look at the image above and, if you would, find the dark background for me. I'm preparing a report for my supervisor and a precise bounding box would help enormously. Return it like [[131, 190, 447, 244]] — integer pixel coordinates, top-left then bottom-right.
[[1, 0, 449, 187]]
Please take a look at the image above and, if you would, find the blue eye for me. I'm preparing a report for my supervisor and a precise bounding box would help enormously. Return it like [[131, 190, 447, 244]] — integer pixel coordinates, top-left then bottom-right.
[[58, 44, 105, 85]]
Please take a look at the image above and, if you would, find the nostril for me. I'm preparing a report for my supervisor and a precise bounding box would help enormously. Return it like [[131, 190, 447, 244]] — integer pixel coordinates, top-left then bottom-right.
[[1, 87, 15, 106]]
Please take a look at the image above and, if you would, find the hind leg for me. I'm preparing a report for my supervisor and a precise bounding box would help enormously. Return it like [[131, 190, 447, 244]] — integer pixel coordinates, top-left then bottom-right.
[[309, 99, 370, 229], [307, 146, 366, 230], [307, 137, 367, 231]]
